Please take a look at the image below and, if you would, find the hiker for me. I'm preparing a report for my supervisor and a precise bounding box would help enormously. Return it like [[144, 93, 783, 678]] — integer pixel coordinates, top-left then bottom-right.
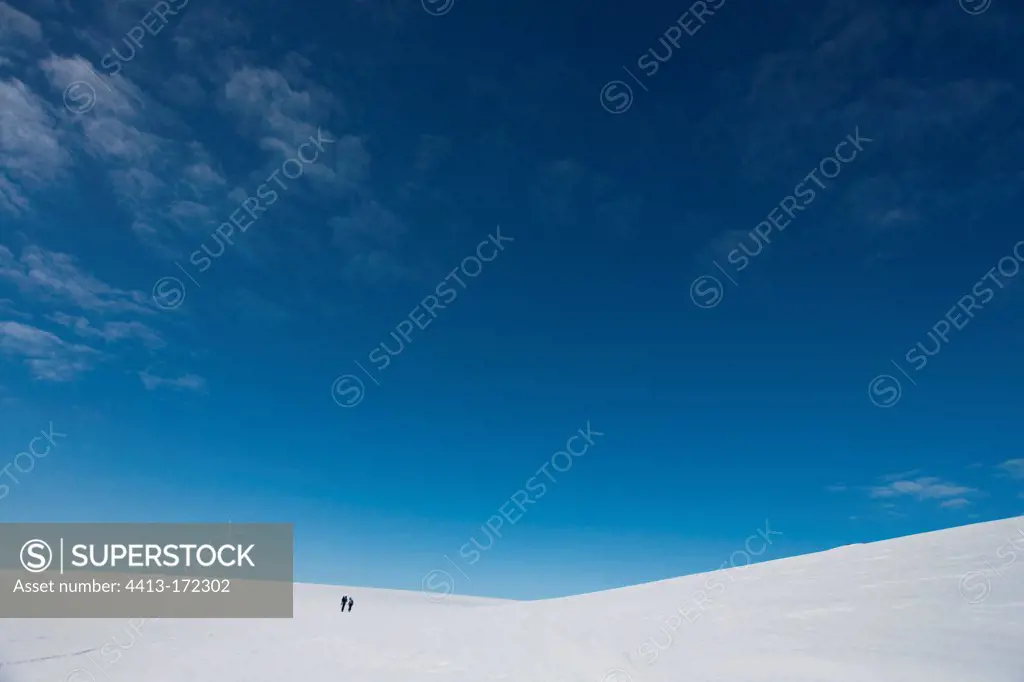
[[347, 597, 354, 612], [341, 595, 348, 612]]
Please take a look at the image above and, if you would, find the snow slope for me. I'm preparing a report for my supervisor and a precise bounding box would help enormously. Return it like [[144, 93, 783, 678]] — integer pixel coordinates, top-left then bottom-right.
[[2, 516, 1022, 682]]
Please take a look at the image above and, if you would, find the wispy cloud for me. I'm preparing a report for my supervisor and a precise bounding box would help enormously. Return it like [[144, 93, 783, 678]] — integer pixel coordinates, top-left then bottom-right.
[[0, 320, 101, 381], [0, 2, 42, 61], [0, 244, 152, 315], [0, 245, 200, 386], [47, 312, 165, 349], [138, 370, 206, 392], [35, 53, 230, 255], [218, 64, 339, 188], [997, 459, 1024, 480], [0, 297, 31, 320], [530, 158, 642, 238], [329, 198, 411, 284], [867, 474, 978, 504], [698, 0, 1023, 265], [878, 469, 922, 483], [0, 77, 69, 215], [5, 1, 385, 305]]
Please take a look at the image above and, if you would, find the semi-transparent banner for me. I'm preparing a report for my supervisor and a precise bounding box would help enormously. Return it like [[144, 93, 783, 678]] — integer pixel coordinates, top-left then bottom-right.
[[0, 523, 293, 617]]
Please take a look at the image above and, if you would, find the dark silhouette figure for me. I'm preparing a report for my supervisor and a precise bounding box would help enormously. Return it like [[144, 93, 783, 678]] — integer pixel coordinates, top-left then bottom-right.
[[341, 595, 349, 612], [347, 597, 354, 612]]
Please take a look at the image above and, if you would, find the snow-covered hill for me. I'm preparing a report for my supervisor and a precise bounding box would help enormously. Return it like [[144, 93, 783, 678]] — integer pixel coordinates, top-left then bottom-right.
[[2, 516, 1022, 682]]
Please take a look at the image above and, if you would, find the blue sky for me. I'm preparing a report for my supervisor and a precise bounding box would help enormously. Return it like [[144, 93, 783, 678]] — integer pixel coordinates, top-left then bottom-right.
[[1, 0, 1022, 600]]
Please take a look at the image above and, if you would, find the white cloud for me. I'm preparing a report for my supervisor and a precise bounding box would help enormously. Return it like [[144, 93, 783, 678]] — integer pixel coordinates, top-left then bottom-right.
[[80, 114, 164, 164], [9, 9, 397, 300], [219, 64, 347, 187], [40, 54, 142, 117], [0, 77, 69, 214], [218, 63, 408, 283], [221, 66, 314, 133], [138, 370, 206, 392], [330, 198, 406, 252], [878, 469, 922, 483], [1, 247, 196, 388], [182, 161, 226, 191], [109, 167, 165, 207], [0, 320, 100, 381], [0, 297, 30, 319], [939, 498, 970, 509], [997, 459, 1024, 480], [325, 134, 370, 188], [867, 475, 977, 503], [0, 244, 152, 315], [47, 312, 164, 349], [171, 3, 250, 63], [0, 2, 42, 56], [341, 249, 410, 286], [37, 55, 226, 254], [0, 2, 41, 37]]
